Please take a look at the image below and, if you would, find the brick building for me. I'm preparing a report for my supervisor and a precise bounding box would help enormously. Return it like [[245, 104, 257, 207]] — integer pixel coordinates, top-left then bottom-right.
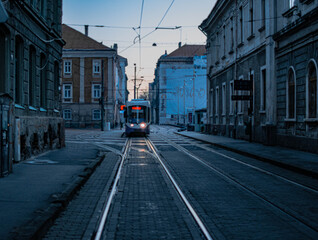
[[0, 0, 64, 174], [61, 25, 128, 128]]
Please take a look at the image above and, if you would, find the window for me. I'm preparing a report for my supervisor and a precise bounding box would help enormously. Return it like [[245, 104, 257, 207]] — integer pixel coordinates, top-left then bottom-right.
[[93, 59, 101, 75], [230, 17, 234, 51], [210, 89, 214, 117], [287, 67, 296, 119], [239, 6, 244, 43], [63, 84, 72, 99], [92, 109, 101, 120], [92, 84, 101, 98], [29, 46, 36, 106], [215, 87, 219, 116], [40, 53, 47, 108], [64, 60, 72, 75], [15, 36, 24, 105], [249, 0, 254, 36], [216, 32, 220, 61], [63, 109, 72, 120], [307, 60, 317, 118], [54, 61, 60, 105], [289, 0, 295, 8], [223, 26, 226, 57], [230, 81, 234, 114], [261, 0, 265, 29], [238, 76, 244, 114], [222, 83, 226, 115], [260, 67, 266, 111]]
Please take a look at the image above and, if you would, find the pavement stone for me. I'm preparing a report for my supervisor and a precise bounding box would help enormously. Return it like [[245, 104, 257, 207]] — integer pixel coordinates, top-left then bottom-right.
[[176, 131, 318, 178], [0, 130, 105, 240]]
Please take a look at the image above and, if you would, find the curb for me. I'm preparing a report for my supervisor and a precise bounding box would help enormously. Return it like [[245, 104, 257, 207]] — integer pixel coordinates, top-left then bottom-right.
[[175, 132, 318, 180], [9, 154, 106, 240]]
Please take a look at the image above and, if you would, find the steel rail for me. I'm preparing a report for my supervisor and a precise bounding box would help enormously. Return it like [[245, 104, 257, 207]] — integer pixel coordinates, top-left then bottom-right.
[[145, 138, 214, 240], [94, 138, 130, 240], [159, 135, 318, 235], [168, 133, 318, 194]]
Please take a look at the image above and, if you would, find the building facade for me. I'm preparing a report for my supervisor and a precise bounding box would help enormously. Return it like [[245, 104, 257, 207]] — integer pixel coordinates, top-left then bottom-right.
[[61, 25, 128, 129], [200, 0, 318, 152], [154, 45, 207, 125], [0, 0, 64, 173], [273, 0, 318, 152]]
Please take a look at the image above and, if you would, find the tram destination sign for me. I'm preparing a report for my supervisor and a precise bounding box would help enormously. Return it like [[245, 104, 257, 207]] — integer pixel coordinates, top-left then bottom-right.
[[234, 80, 253, 90], [231, 95, 253, 101]]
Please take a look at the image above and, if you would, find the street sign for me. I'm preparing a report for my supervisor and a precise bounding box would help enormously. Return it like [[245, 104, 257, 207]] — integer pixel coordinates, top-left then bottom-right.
[[231, 95, 253, 101], [234, 80, 253, 90]]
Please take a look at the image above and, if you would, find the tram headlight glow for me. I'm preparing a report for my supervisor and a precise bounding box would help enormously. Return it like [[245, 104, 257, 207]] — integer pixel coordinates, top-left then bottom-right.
[[130, 124, 134, 127], [140, 123, 146, 128]]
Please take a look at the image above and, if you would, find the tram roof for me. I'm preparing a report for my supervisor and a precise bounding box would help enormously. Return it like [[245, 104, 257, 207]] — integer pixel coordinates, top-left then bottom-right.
[[127, 99, 150, 107]]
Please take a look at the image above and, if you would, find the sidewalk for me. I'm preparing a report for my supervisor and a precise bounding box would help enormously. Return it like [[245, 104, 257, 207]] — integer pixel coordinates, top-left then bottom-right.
[[0, 134, 104, 240], [176, 131, 318, 179]]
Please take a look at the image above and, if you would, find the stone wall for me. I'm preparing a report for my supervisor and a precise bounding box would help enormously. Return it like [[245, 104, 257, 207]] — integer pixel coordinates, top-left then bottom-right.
[[18, 117, 65, 161]]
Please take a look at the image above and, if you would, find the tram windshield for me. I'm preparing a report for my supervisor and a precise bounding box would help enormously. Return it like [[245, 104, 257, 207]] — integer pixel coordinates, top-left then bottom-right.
[[127, 106, 147, 124]]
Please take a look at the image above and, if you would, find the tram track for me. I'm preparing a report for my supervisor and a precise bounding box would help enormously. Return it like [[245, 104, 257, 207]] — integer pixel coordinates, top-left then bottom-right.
[[94, 137, 214, 240], [150, 131, 318, 237]]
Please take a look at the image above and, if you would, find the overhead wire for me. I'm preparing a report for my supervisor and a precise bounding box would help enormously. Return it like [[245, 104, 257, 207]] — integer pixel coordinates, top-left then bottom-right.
[[119, 0, 176, 54]]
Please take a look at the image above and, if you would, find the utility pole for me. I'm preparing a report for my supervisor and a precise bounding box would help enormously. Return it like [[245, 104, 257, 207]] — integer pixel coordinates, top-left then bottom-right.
[[101, 60, 105, 131], [134, 63, 136, 99], [183, 80, 186, 125]]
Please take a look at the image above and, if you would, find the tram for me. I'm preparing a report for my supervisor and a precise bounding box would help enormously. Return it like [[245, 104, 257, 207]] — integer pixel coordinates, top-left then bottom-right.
[[125, 99, 151, 136]]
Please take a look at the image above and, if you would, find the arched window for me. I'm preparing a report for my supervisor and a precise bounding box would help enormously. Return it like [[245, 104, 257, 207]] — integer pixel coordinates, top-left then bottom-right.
[[29, 45, 36, 106], [54, 61, 60, 108], [0, 28, 9, 93], [287, 67, 296, 119], [15, 36, 24, 105], [307, 60, 318, 119], [40, 53, 47, 108]]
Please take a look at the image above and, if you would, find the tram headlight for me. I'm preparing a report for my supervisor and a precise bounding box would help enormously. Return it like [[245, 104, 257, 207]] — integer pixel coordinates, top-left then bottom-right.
[[140, 123, 146, 128], [130, 124, 134, 127]]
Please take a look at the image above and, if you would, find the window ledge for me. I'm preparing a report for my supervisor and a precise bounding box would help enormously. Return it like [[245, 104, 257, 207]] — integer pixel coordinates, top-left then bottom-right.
[[221, 55, 226, 60], [54, 109, 60, 113], [237, 112, 244, 116], [258, 26, 265, 32], [300, 0, 314, 4], [40, 108, 47, 112], [259, 110, 266, 114], [284, 118, 296, 122], [29, 106, 37, 111], [304, 118, 318, 122], [15, 104, 25, 110], [228, 49, 234, 55], [247, 34, 255, 41], [237, 42, 244, 48], [282, 6, 297, 18], [215, 60, 220, 65]]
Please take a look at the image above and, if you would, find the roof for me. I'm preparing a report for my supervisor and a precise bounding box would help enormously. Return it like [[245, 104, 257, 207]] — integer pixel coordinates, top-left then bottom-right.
[[62, 24, 112, 50], [167, 45, 206, 57]]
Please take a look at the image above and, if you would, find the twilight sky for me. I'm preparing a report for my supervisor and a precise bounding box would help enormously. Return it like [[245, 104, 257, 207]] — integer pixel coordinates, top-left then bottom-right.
[[62, 0, 217, 98]]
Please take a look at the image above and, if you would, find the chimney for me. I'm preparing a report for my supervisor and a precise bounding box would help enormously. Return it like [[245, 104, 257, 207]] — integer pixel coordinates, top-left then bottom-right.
[[113, 43, 118, 52], [84, 25, 88, 36], [178, 42, 182, 48]]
